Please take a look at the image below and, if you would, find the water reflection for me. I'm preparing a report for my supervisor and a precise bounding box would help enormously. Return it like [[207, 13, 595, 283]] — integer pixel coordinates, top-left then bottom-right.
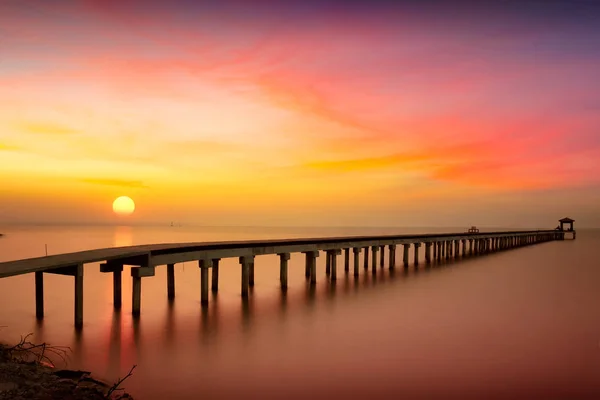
[[113, 226, 133, 248]]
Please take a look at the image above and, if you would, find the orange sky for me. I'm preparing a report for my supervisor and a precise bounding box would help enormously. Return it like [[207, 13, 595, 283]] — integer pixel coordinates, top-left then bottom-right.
[[1, 0, 599, 228]]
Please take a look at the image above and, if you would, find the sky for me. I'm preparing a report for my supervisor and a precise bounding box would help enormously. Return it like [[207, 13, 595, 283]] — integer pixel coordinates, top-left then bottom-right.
[[0, 0, 599, 228]]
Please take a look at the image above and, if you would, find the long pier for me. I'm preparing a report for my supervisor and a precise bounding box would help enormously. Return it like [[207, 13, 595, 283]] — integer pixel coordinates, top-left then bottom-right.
[[0, 229, 572, 328]]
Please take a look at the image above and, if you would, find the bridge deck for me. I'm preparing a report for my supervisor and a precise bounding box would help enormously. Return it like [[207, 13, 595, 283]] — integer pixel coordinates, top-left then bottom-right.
[[0, 230, 558, 278]]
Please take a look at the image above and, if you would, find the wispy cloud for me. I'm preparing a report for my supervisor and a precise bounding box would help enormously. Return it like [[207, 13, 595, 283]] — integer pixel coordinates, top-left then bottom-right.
[[79, 178, 148, 188]]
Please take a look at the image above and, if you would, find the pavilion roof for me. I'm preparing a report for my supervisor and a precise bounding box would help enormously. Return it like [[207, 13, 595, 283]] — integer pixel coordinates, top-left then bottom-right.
[[559, 217, 575, 222]]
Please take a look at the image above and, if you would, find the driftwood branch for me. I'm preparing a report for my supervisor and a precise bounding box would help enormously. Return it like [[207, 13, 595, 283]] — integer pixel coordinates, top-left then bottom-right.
[[4, 333, 70, 367], [105, 364, 136, 399]]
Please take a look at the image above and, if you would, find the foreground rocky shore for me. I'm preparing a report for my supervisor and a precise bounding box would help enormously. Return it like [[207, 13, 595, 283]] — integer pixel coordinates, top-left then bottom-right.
[[0, 341, 133, 400]]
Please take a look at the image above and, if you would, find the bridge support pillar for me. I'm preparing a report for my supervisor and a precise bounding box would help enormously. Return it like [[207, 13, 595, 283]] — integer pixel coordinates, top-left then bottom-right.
[[240, 255, 254, 297], [344, 248, 350, 272], [454, 240, 460, 258], [371, 246, 378, 273], [211, 259, 220, 292], [380, 245, 385, 268], [278, 253, 290, 290], [353, 248, 361, 277], [249, 261, 255, 287], [433, 242, 438, 260], [100, 262, 123, 309], [425, 242, 432, 264], [35, 271, 44, 319], [446, 241, 451, 259], [74, 264, 83, 329], [388, 245, 396, 269], [131, 266, 155, 317], [327, 250, 341, 281], [461, 240, 467, 256], [302, 251, 319, 285], [326, 251, 332, 276], [363, 247, 369, 270], [199, 259, 211, 306], [414, 243, 421, 266], [167, 263, 175, 299], [403, 244, 410, 268]]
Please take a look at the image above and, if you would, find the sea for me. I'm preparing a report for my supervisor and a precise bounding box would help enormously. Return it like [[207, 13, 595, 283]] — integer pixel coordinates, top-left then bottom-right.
[[0, 225, 598, 399]]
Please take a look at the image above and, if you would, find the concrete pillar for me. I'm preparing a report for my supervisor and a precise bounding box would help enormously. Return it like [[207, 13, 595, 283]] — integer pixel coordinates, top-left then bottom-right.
[[353, 248, 361, 277], [239, 255, 254, 297], [167, 263, 175, 299], [344, 248, 350, 272], [114, 268, 123, 308], [305, 253, 311, 279], [445, 241, 450, 259], [302, 251, 319, 285], [425, 242, 432, 264], [211, 259, 220, 292], [433, 242, 438, 260], [469, 239, 474, 255], [461, 240, 467, 256], [326, 251, 332, 276], [388, 244, 396, 269], [331, 249, 341, 281], [379, 245, 385, 268], [403, 244, 410, 268], [371, 246, 378, 273], [439, 242, 443, 259], [200, 261, 209, 306], [454, 240, 460, 258], [35, 271, 44, 319], [414, 243, 421, 266], [132, 275, 141, 316], [278, 253, 290, 290], [249, 261, 255, 287], [74, 264, 83, 329], [364, 247, 370, 270]]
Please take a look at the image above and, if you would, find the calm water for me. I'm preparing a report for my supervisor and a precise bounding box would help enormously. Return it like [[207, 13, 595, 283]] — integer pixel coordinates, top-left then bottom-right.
[[0, 225, 599, 399]]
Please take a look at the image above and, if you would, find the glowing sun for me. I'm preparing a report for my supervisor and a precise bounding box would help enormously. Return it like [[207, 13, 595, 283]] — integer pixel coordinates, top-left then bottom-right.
[[112, 196, 135, 216]]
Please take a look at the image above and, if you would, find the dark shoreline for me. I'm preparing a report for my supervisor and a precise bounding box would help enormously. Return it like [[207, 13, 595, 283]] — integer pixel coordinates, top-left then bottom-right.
[[0, 343, 133, 399]]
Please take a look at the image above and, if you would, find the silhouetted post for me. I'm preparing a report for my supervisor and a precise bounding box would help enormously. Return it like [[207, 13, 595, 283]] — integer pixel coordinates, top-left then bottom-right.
[[74, 264, 83, 329], [388, 244, 396, 269], [461, 240, 467, 256], [132, 275, 141, 316], [113, 267, 123, 308], [35, 271, 44, 319], [446, 241, 451, 259], [379, 245, 385, 268], [239, 255, 254, 297], [425, 242, 432, 264], [353, 248, 361, 277], [331, 249, 341, 281], [302, 251, 319, 285], [433, 242, 438, 260], [211, 259, 220, 292], [305, 253, 311, 279], [326, 251, 332, 276], [278, 253, 290, 290], [403, 244, 410, 268], [344, 248, 350, 272], [454, 240, 460, 258], [414, 243, 421, 266], [363, 247, 369, 269], [249, 261, 255, 287], [438, 242, 443, 260], [199, 259, 211, 306], [167, 263, 175, 299], [371, 246, 378, 273]]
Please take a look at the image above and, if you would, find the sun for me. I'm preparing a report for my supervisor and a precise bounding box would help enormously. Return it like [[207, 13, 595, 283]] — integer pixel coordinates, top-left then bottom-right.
[[112, 196, 135, 216]]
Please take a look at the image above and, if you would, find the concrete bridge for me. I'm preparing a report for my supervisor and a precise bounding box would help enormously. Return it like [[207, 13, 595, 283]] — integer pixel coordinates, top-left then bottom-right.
[[0, 229, 572, 329]]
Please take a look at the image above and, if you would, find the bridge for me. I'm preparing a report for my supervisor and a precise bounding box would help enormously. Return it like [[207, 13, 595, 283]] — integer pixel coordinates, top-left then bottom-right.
[[0, 226, 574, 329]]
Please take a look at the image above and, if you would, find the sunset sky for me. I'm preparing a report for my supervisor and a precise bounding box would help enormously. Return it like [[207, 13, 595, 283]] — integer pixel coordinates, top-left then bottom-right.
[[1, 0, 599, 228]]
